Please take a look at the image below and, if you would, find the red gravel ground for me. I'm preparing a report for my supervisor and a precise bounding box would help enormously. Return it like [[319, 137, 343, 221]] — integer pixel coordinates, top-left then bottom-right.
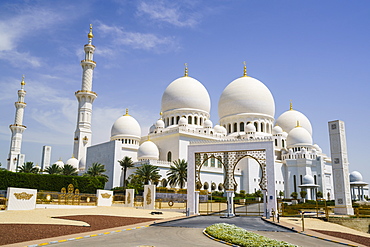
[[0, 215, 158, 246], [312, 230, 370, 247]]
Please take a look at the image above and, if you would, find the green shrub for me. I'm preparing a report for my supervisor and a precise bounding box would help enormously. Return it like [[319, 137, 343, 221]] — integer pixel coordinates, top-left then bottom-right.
[[205, 223, 297, 247], [0, 170, 105, 193]]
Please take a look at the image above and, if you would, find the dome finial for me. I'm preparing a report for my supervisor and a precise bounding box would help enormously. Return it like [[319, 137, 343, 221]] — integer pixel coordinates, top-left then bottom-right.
[[20, 75, 25, 88], [243, 61, 248, 77], [87, 24, 94, 44], [296, 121, 301, 127], [147, 135, 150, 141], [124, 108, 130, 116], [184, 63, 188, 77], [159, 111, 163, 120], [289, 100, 293, 110]]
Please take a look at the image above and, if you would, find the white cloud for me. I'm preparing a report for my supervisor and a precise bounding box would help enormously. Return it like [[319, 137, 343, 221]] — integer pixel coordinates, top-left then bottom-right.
[[137, 1, 199, 28], [0, 5, 66, 67], [96, 22, 178, 52]]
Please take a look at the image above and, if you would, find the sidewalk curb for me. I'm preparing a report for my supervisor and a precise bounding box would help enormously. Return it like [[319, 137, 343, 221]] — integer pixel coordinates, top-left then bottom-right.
[[202, 229, 240, 247], [261, 217, 358, 247], [24, 225, 150, 247]]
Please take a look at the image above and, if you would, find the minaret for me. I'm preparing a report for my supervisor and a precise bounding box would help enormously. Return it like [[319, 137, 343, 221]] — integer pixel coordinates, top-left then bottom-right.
[[73, 24, 97, 171], [7, 76, 27, 171]]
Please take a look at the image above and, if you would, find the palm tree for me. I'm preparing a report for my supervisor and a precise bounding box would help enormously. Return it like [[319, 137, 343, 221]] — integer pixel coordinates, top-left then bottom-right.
[[134, 163, 161, 185], [44, 164, 62, 174], [118, 156, 134, 188], [167, 159, 187, 189], [18, 162, 39, 174], [84, 162, 109, 182], [61, 164, 78, 176]]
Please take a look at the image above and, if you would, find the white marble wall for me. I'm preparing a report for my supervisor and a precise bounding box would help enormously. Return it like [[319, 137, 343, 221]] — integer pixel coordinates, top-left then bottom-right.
[[96, 189, 113, 206], [6, 187, 37, 210]]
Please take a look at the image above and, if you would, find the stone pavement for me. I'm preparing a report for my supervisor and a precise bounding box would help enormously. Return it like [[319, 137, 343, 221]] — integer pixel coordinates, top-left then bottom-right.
[[1, 205, 369, 246], [264, 216, 369, 247]]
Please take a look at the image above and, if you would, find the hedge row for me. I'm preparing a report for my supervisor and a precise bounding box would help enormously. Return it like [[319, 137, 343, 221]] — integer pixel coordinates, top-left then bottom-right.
[[0, 170, 105, 194]]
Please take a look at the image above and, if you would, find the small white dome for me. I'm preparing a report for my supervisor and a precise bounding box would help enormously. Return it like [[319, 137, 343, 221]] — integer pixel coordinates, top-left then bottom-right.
[[161, 76, 210, 113], [287, 126, 312, 147], [149, 124, 155, 133], [272, 125, 283, 135], [218, 76, 275, 119], [54, 159, 64, 167], [303, 174, 315, 185], [214, 125, 223, 133], [276, 109, 312, 135], [313, 144, 322, 153], [204, 119, 213, 128], [179, 117, 187, 126], [282, 131, 288, 138], [245, 123, 256, 132], [350, 171, 363, 182], [66, 157, 79, 169], [138, 140, 159, 160], [155, 119, 165, 128], [111, 113, 141, 139]]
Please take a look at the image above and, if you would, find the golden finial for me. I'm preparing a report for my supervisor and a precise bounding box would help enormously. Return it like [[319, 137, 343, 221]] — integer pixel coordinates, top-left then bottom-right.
[[72, 154, 75, 158], [184, 63, 188, 77], [124, 108, 129, 116], [147, 135, 150, 141], [20, 75, 25, 86], [243, 61, 247, 77], [88, 24, 94, 39], [296, 121, 301, 127], [159, 112, 163, 120], [289, 100, 293, 110]]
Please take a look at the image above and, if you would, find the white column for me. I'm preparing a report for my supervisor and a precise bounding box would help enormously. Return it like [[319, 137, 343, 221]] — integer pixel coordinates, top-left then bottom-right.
[[7, 77, 27, 171], [73, 25, 97, 171], [225, 190, 235, 217]]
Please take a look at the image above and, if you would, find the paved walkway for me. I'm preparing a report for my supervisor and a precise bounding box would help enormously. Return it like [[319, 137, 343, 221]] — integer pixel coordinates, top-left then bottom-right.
[[1, 206, 369, 246]]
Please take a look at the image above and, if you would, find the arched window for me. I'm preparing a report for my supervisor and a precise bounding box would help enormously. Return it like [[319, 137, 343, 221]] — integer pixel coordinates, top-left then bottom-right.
[[282, 139, 285, 148], [240, 122, 244, 132], [217, 156, 222, 168], [293, 175, 297, 192], [211, 156, 215, 167], [233, 122, 237, 132], [176, 116, 180, 124], [167, 151, 172, 162], [171, 117, 174, 125], [314, 175, 317, 184], [275, 139, 278, 146], [194, 117, 198, 125], [188, 116, 192, 124], [261, 122, 264, 132], [228, 124, 231, 134], [300, 175, 303, 185], [266, 123, 270, 133], [254, 122, 258, 131], [200, 118, 203, 126], [203, 154, 208, 166]]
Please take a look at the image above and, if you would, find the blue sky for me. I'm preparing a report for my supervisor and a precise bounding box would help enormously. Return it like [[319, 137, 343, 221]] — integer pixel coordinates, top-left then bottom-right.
[[0, 0, 369, 181]]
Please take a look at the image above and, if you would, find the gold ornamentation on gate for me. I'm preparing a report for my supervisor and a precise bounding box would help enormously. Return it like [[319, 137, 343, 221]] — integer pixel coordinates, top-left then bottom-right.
[[14, 192, 33, 200], [146, 187, 152, 205], [127, 192, 131, 204], [101, 193, 111, 199]]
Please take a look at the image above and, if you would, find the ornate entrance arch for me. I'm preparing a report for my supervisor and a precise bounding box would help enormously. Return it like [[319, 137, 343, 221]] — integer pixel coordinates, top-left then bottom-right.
[[187, 139, 276, 217]]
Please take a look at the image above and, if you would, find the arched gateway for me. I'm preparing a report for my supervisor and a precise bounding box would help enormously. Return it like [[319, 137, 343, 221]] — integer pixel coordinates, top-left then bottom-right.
[[187, 139, 276, 217]]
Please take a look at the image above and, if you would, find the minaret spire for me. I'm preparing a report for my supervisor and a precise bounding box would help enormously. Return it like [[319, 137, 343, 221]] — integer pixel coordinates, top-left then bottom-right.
[[289, 100, 293, 110], [184, 63, 188, 77], [73, 24, 97, 171], [7, 76, 27, 171], [243, 61, 248, 77]]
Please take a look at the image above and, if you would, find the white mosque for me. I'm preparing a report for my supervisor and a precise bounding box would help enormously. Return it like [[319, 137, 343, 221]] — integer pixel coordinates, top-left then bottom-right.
[[6, 26, 368, 201]]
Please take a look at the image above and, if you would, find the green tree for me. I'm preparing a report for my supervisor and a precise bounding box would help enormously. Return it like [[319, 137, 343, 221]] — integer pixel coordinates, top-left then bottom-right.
[[279, 190, 284, 199], [118, 156, 134, 188], [61, 164, 78, 176], [126, 174, 144, 194], [134, 163, 161, 185], [254, 190, 263, 198], [167, 159, 187, 189], [44, 164, 62, 175], [291, 192, 298, 199], [84, 163, 109, 182], [18, 162, 39, 174], [316, 191, 323, 198], [300, 190, 307, 199]]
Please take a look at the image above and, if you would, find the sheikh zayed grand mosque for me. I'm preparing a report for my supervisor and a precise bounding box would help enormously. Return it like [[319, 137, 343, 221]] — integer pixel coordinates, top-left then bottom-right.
[[6, 26, 368, 204]]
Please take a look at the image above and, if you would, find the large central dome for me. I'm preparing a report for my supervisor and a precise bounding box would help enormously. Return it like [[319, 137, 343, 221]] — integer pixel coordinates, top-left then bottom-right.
[[161, 76, 211, 113], [218, 76, 275, 119]]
